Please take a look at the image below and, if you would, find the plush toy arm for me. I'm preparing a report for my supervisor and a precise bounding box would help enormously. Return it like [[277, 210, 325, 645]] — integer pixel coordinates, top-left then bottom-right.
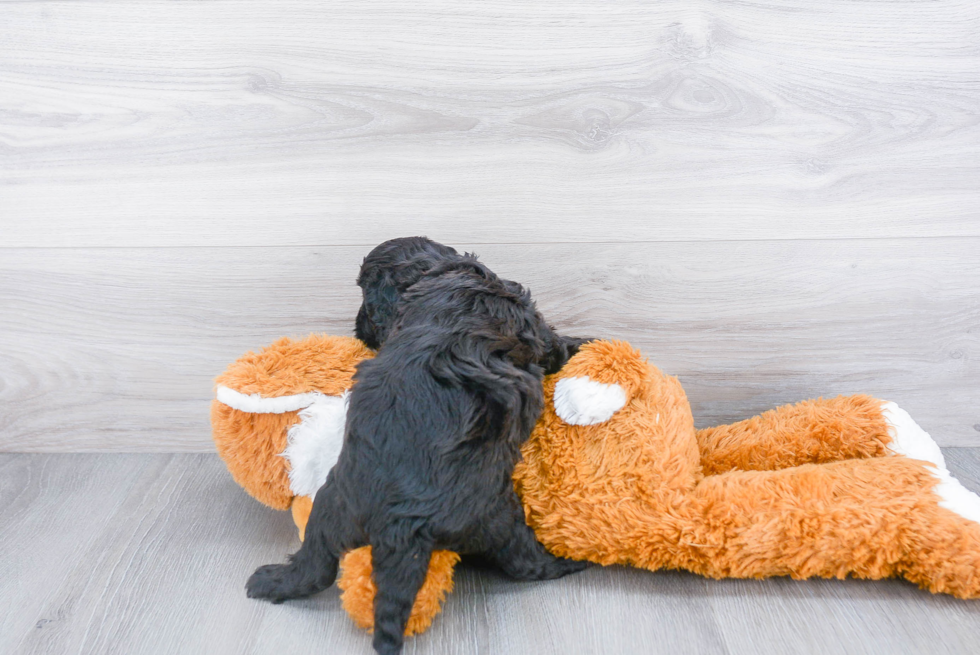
[[695, 395, 895, 475]]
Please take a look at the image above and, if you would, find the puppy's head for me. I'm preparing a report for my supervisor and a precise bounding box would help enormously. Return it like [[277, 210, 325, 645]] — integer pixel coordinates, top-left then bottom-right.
[[355, 237, 460, 349]]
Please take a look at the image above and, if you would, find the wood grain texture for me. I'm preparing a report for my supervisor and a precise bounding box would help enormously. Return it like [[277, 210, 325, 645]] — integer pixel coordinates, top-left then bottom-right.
[[0, 239, 977, 451], [0, 454, 160, 651], [4, 452, 980, 654], [2, 0, 979, 246]]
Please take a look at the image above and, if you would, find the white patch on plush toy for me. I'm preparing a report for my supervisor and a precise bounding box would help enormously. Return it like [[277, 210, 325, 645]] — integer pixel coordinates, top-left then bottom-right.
[[554, 377, 627, 426], [281, 392, 350, 498], [216, 386, 324, 414], [883, 401, 980, 524], [883, 402, 946, 469]]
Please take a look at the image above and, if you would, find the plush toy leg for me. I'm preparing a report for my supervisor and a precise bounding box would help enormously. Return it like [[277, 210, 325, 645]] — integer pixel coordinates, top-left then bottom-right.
[[878, 402, 980, 524], [695, 395, 894, 475], [338, 547, 461, 636], [291, 491, 461, 637], [291, 495, 313, 540], [334, 505, 583, 637], [679, 455, 980, 597]]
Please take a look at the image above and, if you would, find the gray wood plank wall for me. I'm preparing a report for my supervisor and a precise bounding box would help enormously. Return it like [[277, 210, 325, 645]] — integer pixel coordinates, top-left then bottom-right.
[[1, 0, 978, 451]]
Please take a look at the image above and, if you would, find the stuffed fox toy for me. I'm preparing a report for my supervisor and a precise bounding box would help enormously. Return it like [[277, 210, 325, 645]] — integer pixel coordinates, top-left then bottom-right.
[[213, 334, 980, 637]]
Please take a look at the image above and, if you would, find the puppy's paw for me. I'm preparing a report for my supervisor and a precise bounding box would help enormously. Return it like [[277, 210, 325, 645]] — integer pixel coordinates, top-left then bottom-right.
[[502, 554, 589, 581], [246, 563, 297, 604], [540, 556, 589, 580]]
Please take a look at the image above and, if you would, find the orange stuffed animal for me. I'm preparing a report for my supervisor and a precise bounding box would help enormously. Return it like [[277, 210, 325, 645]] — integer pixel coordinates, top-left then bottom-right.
[[213, 334, 980, 638]]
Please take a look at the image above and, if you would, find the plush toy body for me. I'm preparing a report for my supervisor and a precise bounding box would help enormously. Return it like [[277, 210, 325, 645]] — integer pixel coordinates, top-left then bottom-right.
[[213, 335, 980, 637]]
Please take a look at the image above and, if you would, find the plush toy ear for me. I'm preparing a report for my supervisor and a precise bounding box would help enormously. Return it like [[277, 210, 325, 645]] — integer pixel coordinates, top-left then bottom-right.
[[553, 376, 627, 425]]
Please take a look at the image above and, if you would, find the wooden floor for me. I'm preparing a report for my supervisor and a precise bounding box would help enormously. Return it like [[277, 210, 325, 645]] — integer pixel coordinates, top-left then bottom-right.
[[4, 451, 980, 655]]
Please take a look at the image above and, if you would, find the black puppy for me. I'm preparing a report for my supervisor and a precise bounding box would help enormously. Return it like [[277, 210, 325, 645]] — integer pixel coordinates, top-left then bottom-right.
[[247, 242, 586, 654]]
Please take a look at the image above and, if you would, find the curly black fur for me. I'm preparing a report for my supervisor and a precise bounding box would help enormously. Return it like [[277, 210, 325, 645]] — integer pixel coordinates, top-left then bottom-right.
[[247, 238, 588, 654], [354, 236, 586, 370], [354, 236, 462, 350]]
